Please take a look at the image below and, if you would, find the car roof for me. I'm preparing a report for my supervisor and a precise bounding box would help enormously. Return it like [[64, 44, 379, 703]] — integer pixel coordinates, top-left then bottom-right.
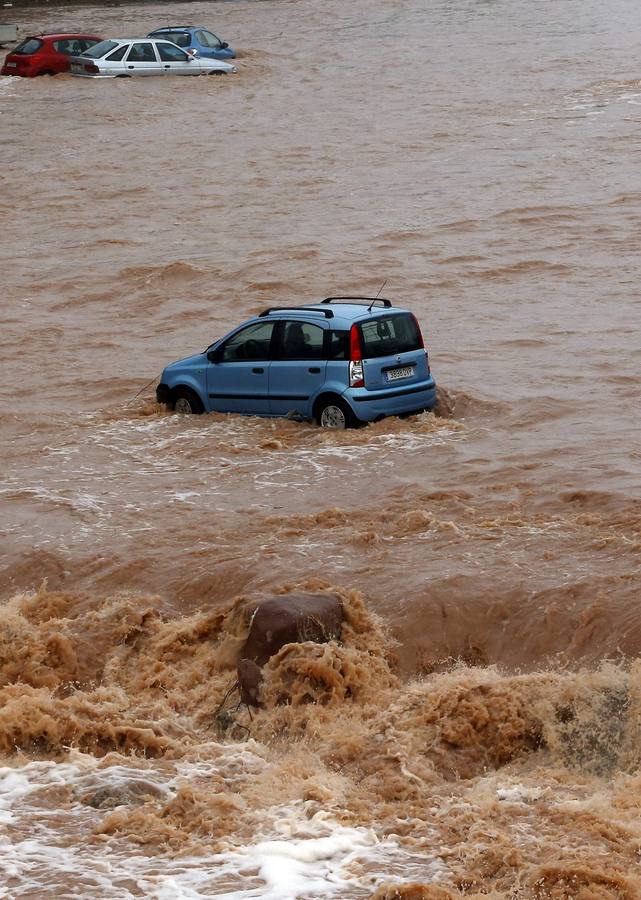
[[258, 300, 410, 328], [109, 37, 176, 43], [29, 32, 101, 39], [150, 26, 196, 32]]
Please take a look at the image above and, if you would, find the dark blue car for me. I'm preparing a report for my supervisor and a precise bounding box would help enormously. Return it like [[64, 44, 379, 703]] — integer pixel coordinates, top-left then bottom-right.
[[147, 26, 235, 60]]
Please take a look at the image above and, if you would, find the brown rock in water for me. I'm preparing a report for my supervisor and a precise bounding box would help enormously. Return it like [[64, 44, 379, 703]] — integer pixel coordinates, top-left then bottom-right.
[[237, 593, 343, 706]]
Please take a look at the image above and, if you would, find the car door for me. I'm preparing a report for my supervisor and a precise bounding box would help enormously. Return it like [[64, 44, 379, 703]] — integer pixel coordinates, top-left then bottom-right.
[[101, 43, 128, 74], [206, 321, 275, 415], [51, 39, 73, 72], [268, 320, 328, 418], [156, 41, 199, 75], [123, 41, 162, 76]]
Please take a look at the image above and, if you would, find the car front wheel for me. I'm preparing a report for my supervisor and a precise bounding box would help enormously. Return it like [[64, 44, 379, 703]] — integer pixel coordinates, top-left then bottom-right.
[[316, 397, 355, 429], [173, 387, 204, 415]]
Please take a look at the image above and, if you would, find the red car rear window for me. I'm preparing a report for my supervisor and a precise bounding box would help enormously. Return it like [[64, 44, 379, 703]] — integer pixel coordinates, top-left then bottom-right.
[[13, 37, 44, 55]]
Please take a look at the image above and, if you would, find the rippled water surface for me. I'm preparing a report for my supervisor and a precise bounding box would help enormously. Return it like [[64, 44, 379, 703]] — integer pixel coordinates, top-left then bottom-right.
[[2, 0, 641, 896]]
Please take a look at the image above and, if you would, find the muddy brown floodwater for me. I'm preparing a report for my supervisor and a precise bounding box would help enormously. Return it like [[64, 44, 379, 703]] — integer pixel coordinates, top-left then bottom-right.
[[2, 0, 641, 896]]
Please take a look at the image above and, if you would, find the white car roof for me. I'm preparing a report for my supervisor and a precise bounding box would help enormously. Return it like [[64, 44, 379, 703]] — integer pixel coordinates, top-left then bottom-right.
[[110, 37, 176, 43]]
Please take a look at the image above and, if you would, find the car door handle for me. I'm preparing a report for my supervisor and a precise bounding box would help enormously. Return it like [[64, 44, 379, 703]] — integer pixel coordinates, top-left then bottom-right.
[[127, 65, 135, 69], [164, 65, 170, 69], [308, 367, 320, 374], [252, 367, 264, 374]]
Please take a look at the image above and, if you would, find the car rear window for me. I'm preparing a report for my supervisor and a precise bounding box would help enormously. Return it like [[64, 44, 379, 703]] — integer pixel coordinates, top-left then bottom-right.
[[82, 40, 118, 59], [13, 38, 43, 55], [359, 314, 422, 358]]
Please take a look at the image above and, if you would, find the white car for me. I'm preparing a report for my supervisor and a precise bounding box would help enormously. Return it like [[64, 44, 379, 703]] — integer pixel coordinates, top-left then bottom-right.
[[70, 37, 237, 77]]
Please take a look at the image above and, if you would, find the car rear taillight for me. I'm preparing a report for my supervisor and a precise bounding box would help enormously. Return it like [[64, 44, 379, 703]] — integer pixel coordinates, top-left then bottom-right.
[[349, 324, 364, 388], [411, 314, 430, 374], [84, 62, 99, 73], [411, 314, 425, 349]]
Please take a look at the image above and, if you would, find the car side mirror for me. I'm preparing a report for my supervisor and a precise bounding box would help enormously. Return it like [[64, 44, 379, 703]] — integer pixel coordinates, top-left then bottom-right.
[[207, 347, 221, 363], [221, 42, 229, 49]]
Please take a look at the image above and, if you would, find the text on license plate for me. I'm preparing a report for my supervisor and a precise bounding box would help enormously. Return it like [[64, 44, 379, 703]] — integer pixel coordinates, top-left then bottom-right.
[[7, 62, 16, 67], [386, 365, 414, 382]]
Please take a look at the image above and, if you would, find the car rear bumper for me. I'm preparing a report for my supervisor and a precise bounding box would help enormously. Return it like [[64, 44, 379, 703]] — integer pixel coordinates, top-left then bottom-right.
[[345, 378, 437, 421], [1, 64, 33, 76]]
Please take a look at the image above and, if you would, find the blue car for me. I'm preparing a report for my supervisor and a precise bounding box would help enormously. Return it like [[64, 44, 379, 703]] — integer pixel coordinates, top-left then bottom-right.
[[156, 298, 436, 429], [147, 26, 235, 60]]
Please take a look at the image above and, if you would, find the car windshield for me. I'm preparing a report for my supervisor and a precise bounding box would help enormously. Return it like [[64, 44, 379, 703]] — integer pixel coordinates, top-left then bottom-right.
[[81, 40, 119, 58], [13, 38, 43, 55], [359, 314, 422, 358]]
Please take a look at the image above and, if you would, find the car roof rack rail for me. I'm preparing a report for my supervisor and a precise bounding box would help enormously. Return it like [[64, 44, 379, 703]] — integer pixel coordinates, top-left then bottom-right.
[[259, 306, 334, 319], [322, 296, 392, 308]]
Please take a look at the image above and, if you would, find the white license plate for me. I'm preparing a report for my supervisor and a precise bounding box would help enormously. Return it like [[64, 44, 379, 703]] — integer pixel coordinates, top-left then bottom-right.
[[7, 62, 16, 68], [386, 365, 414, 382]]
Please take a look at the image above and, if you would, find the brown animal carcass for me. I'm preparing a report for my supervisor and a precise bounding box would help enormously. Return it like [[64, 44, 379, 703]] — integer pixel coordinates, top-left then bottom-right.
[[237, 593, 343, 705]]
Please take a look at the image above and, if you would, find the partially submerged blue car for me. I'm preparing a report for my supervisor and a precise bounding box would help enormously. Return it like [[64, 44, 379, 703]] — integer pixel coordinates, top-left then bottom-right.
[[156, 297, 436, 429], [147, 26, 235, 60]]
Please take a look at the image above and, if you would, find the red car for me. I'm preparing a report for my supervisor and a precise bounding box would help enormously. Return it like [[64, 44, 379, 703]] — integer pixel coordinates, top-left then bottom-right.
[[1, 33, 103, 77]]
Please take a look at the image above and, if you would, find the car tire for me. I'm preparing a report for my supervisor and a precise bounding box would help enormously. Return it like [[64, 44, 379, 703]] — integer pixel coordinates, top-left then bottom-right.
[[316, 397, 356, 430], [172, 387, 204, 415]]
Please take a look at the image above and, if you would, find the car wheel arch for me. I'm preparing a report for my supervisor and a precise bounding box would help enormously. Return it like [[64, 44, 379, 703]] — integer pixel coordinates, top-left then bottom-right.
[[312, 392, 359, 425], [171, 384, 205, 414]]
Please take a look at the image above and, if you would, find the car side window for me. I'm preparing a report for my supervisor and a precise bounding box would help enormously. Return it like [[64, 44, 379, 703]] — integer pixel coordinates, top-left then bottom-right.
[[279, 322, 324, 360], [157, 32, 190, 47], [126, 42, 157, 62], [326, 330, 349, 360], [221, 322, 274, 362], [106, 45, 127, 61], [197, 30, 222, 48], [157, 43, 189, 62]]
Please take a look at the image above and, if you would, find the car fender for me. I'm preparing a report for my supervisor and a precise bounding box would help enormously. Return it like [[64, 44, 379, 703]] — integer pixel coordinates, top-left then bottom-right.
[[309, 379, 358, 416], [164, 373, 206, 403]]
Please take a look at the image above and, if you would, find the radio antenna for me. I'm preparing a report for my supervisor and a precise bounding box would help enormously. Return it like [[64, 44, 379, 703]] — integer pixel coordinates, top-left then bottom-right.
[[369, 279, 387, 310]]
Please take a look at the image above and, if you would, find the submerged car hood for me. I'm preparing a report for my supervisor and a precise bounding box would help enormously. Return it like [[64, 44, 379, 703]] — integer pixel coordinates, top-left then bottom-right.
[[163, 352, 207, 371]]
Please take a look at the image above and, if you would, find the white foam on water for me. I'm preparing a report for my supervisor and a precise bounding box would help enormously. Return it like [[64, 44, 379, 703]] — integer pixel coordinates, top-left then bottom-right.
[[0, 768, 35, 825], [496, 784, 544, 803], [0, 754, 448, 898]]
